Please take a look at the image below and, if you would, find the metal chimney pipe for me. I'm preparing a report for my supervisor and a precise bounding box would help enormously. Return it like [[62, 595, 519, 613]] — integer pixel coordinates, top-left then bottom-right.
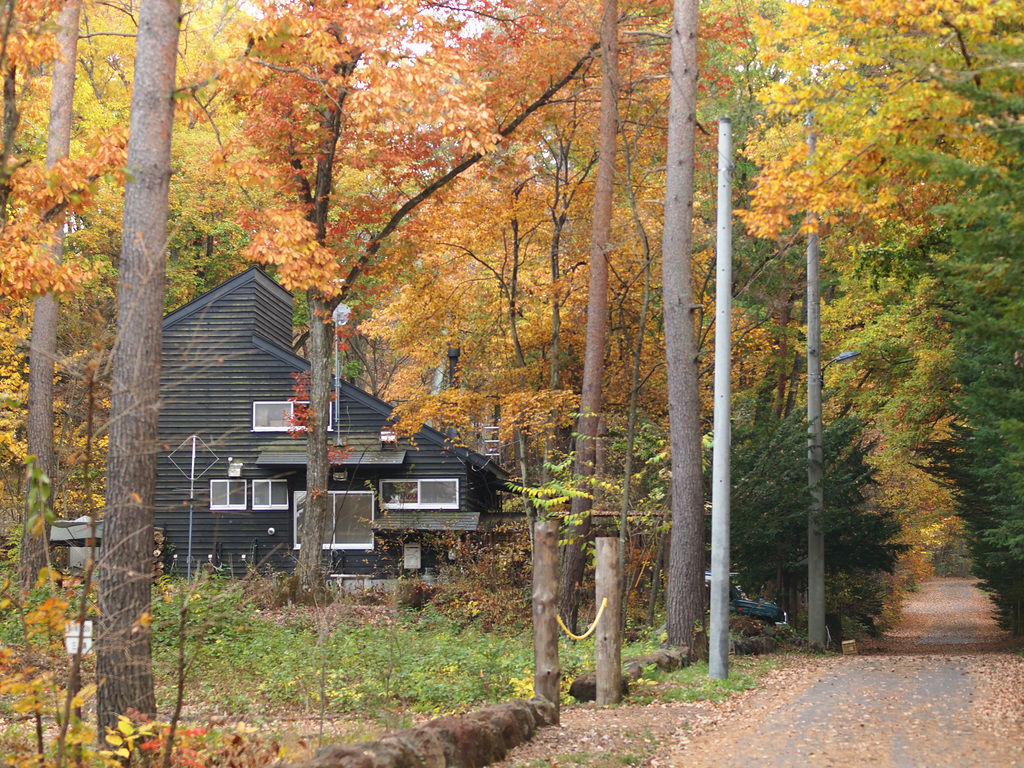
[[447, 346, 460, 389]]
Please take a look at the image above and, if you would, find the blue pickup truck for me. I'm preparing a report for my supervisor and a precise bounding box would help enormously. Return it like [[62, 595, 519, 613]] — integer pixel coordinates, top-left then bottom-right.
[[706, 571, 788, 625], [729, 584, 787, 624]]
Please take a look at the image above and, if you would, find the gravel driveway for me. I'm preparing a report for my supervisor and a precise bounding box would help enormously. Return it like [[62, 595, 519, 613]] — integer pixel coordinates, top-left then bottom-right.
[[660, 578, 1024, 768], [498, 578, 1024, 768]]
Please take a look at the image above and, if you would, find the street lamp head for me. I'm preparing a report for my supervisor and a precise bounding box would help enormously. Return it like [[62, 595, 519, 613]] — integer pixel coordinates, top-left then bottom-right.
[[819, 351, 861, 388], [830, 351, 860, 364], [332, 303, 351, 326]]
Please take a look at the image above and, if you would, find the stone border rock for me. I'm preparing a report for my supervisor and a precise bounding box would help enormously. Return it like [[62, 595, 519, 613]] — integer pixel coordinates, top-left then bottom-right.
[[278, 697, 558, 768], [730, 635, 777, 656], [568, 647, 688, 702]]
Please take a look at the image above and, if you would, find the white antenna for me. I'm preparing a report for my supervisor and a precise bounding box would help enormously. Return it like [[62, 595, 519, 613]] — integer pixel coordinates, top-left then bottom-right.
[[168, 434, 220, 580]]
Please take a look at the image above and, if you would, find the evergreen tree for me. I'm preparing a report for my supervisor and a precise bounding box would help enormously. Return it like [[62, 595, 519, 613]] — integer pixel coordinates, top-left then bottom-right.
[[729, 409, 903, 625], [926, 77, 1024, 633]]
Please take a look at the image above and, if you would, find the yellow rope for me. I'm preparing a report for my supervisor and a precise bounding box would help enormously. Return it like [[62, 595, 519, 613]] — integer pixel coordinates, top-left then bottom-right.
[[556, 597, 608, 640]]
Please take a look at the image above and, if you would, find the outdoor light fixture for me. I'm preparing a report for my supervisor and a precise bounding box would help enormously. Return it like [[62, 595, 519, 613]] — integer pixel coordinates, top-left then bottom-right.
[[830, 350, 860, 364], [821, 350, 861, 379], [333, 303, 351, 446]]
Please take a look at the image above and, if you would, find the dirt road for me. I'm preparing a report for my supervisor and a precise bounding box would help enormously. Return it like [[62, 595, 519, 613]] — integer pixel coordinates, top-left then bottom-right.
[[497, 578, 1024, 768], [660, 578, 1024, 768]]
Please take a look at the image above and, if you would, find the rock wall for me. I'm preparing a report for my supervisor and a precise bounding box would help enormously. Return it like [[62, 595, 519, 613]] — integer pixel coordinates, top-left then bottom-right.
[[279, 697, 558, 768]]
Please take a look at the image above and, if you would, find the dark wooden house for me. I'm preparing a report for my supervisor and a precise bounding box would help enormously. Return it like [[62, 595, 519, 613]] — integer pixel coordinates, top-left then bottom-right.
[[154, 267, 508, 581]]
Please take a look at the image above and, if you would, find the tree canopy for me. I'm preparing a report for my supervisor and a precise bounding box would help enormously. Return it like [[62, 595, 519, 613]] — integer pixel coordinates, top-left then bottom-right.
[[4, 0, 1024, 734]]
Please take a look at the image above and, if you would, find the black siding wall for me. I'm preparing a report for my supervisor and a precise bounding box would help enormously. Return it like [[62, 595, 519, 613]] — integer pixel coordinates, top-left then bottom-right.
[[154, 268, 497, 579]]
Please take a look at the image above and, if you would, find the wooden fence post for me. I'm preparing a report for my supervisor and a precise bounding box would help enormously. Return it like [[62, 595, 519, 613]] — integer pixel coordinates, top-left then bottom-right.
[[532, 519, 560, 722], [596, 535, 622, 705]]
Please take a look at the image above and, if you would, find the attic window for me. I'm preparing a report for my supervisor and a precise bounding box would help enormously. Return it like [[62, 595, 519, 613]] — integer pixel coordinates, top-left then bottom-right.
[[381, 479, 458, 510], [253, 401, 333, 432], [210, 479, 246, 510], [253, 401, 293, 431]]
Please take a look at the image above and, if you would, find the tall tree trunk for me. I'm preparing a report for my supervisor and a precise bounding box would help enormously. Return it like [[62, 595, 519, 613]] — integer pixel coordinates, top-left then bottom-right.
[[296, 290, 334, 591], [544, 130, 595, 485], [619, 125, 654, 613], [661, 0, 703, 651], [0, 66, 19, 218], [96, 0, 180, 734], [293, 67, 351, 592], [543, 161, 567, 487], [517, 429, 536, 535], [21, 0, 81, 589], [559, 0, 618, 629], [646, 528, 665, 627]]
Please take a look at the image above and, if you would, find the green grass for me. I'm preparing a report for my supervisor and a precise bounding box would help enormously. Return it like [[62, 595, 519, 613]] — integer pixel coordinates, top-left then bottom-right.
[[632, 657, 778, 704], [146, 576, 664, 719], [547, 752, 643, 767], [0, 574, 778, 730]]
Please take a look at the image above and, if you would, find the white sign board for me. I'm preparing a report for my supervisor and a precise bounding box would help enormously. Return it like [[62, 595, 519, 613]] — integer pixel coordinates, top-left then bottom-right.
[[65, 620, 93, 655], [403, 543, 422, 570]]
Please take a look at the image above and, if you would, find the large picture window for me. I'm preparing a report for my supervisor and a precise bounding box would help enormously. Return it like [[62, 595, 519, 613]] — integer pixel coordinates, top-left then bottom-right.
[[380, 479, 458, 510], [210, 479, 246, 510], [252, 479, 289, 510], [293, 491, 374, 550]]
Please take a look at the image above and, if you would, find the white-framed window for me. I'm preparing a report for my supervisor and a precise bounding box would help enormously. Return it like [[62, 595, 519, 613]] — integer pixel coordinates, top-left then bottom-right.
[[253, 401, 295, 431], [380, 479, 459, 510], [210, 479, 246, 510], [293, 491, 374, 550], [252, 479, 289, 510], [252, 401, 333, 431]]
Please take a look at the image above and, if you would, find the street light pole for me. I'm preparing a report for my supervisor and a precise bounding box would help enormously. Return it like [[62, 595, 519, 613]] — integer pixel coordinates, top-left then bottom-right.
[[807, 346, 860, 649], [709, 116, 733, 680], [806, 126, 825, 649]]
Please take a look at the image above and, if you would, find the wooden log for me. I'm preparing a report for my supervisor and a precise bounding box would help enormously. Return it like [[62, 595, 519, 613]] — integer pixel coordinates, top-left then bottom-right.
[[532, 519, 560, 722], [595, 536, 622, 705]]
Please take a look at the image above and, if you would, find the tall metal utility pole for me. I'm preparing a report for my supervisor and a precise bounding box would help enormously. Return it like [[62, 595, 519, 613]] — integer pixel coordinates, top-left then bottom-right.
[[806, 127, 826, 650], [709, 117, 733, 679]]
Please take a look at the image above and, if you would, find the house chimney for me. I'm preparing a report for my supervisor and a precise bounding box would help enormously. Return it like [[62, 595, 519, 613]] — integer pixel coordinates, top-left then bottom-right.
[[447, 346, 460, 389], [447, 347, 460, 442]]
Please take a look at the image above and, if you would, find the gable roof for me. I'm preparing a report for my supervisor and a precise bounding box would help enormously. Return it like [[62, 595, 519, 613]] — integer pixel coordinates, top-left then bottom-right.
[[164, 266, 287, 329], [162, 267, 507, 482]]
